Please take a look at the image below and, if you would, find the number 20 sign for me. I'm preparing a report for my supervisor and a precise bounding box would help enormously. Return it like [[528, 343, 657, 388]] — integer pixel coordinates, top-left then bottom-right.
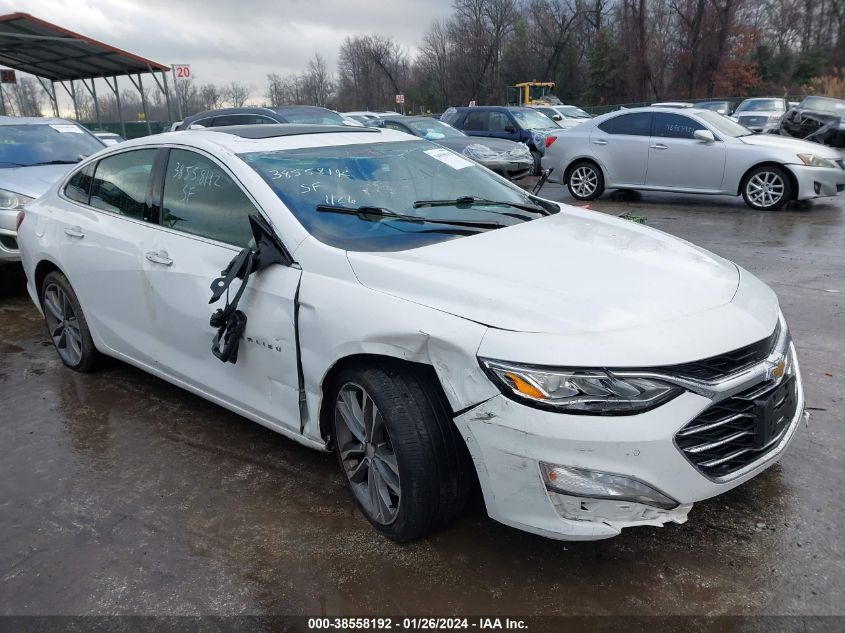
[[172, 64, 191, 80]]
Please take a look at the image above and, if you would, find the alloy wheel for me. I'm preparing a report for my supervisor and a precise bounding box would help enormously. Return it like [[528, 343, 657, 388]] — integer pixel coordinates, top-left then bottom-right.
[[334, 382, 401, 524], [43, 283, 83, 366], [570, 166, 598, 197], [746, 171, 785, 208]]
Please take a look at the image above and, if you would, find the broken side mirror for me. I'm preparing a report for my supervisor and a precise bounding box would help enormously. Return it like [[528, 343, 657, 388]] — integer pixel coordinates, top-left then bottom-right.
[[208, 214, 293, 364]]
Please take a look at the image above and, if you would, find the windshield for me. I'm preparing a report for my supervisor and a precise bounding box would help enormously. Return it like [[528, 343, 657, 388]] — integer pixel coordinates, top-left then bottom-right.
[[240, 140, 546, 252], [559, 106, 590, 119], [405, 119, 465, 140], [800, 96, 845, 113], [281, 110, 346, 125], [511, 109, 556, 129], [736, 99, 784, 112], [0, 123, 104, 168], [696, 111, 752, 137]]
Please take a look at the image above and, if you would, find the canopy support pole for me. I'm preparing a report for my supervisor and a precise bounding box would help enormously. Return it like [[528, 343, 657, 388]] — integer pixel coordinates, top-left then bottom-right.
[[36, 77, 59, 117], [103, 76, 126, 139], [81, 78, 102, 130], [58, 80, 80, 121], [147, 66, 173, 124], [127, 73, 152, 135]]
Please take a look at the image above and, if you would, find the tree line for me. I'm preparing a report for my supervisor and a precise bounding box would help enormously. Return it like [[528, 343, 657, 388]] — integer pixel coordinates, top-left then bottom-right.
[[3, 0, 845, 120]]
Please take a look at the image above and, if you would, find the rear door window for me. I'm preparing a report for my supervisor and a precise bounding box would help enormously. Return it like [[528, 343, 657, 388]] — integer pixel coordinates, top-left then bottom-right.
[[463, 111, 490, 132], [64, 162, 96, 204], [160, 149, 256, 247], [89, 149, 156, 219], [598, 112, 652, 135]]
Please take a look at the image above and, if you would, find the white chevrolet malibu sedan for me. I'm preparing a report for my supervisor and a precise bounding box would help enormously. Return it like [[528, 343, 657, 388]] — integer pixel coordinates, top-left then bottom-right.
[[17, 124, 804, 542], [542, 106, 845, 210]]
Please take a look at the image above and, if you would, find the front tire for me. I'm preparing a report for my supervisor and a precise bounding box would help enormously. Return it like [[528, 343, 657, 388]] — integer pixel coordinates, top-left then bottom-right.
[[567, 160, 605, 200], [742, 165, 792, 210], [41, 271, 100, 372], [330, 363, 471, 542]]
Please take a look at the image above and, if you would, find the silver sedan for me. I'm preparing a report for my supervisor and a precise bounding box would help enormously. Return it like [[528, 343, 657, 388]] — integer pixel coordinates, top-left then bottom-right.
[[541, 107, 845, 210]]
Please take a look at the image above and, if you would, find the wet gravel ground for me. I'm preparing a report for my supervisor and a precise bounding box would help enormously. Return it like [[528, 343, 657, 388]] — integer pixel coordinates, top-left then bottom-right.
[[0, 185, 842, 617]]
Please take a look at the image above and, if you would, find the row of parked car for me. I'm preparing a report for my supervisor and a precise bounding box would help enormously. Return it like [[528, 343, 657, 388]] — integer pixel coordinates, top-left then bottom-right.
[[5, 92, 845, 272]]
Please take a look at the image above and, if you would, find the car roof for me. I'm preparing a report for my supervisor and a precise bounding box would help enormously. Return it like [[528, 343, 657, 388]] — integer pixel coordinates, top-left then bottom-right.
[[0, 115, 82, 126], [105, 124, 413, 155], [205, 124, 380, 139], [184, 105, 336, 121], [599, 106, 712, 117]]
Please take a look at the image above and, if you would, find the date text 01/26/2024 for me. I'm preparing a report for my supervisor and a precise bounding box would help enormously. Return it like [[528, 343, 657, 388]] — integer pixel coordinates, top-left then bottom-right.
[[307, 618, 528, 630]]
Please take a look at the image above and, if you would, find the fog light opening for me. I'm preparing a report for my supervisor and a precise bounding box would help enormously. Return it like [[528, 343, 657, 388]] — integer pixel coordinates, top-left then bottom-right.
[[540, 462, 679, 510]]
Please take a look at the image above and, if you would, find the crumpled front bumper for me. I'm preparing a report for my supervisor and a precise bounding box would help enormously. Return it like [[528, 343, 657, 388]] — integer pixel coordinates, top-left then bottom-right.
[[453, 345, 804, 541]]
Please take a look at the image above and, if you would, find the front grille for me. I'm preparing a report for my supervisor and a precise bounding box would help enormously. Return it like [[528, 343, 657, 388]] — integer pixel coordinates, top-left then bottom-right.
[[739, 115, 766, 127], [661, 323, 780, 382], [0, 235, 18, 251], [675, 375, 799, 479]]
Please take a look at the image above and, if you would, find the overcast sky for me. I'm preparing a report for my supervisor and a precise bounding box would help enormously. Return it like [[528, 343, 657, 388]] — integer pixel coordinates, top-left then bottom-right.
[[1, 0, 454, 107]]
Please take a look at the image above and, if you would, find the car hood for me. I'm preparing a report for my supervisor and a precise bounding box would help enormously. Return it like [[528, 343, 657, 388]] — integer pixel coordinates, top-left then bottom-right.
[[735, 110, 782, 118], [0, 164, 73, 198], [436, 136, 522, 152], [738, 133, 842, 157], [347, 206, 740, 334]]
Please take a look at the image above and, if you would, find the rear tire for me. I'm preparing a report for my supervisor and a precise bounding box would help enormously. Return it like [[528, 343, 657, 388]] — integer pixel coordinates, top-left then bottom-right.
[[41, 271, 100, 372], [330, 363, 471, 542], [567, 160, 605, 200], [741, 165, 792, 210]]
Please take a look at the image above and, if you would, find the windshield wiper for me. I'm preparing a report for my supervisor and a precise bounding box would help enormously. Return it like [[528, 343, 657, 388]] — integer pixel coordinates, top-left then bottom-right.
[[413, 196, 549, 215], [316, 204, 502, 229], [23, 159, 82, 167]]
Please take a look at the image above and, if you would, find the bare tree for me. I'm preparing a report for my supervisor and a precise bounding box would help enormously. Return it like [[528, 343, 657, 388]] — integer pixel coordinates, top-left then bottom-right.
[[222, 81, 250, 107]]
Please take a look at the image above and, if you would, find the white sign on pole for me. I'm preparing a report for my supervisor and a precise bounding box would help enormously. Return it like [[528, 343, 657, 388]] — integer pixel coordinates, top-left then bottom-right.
[[395, 94, 405, 104], [468, 100, 477, 107], [172, 64, 192, 80]]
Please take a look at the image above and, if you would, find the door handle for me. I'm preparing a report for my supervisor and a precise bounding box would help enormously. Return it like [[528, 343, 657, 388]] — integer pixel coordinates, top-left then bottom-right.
[[64, 226, 84, 238], [650, 143, 669, 150], [145, 250, 173, 266], [592, 139, 608, 145]]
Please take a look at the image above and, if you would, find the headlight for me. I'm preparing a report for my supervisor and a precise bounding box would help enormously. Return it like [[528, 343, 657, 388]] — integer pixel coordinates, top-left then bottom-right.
[[479, 359, 683, 415], [797, 153, 836, 168], [0, 188, 33, 210]]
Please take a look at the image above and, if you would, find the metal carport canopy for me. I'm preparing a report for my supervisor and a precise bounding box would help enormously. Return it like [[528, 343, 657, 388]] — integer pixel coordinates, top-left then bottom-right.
[[0, 12, 172, 134]]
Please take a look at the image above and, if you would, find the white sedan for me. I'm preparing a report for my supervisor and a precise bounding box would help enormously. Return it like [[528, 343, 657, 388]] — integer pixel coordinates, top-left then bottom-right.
[[18, 124, 803, 541], [542, 106, 845, 210]]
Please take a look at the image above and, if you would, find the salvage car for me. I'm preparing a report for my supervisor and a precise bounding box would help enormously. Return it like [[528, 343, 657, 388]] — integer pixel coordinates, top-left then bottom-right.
[[529, 104, 593, 129], [441, 106, 559, 171], [176, 106, 359, 130], [18, 124, 804, 542], [780, 96, 845, 148], [696, 100, 734, 116], [375, 115, 533, 180], [1, 116, 105, 265], [542, 106, 845, 210], [731, 97, 788, 133]]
